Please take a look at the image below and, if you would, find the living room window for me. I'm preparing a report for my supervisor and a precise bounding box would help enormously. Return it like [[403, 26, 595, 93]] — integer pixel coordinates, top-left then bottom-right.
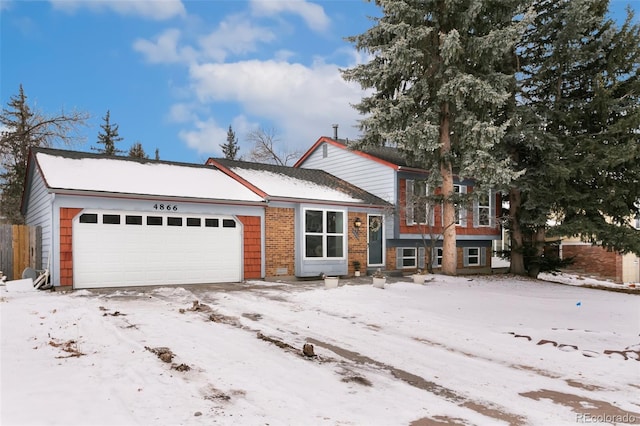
[[304, 209, 345, 258]]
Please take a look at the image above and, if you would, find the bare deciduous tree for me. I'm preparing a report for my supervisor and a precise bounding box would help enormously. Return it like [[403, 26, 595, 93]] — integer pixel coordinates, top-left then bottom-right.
[[1, 85, 88, 223], [246, 127, 301, 166]]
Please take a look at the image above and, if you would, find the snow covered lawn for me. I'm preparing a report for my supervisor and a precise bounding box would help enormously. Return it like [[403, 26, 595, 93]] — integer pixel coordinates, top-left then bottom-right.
[[1, 275, 639, 425]]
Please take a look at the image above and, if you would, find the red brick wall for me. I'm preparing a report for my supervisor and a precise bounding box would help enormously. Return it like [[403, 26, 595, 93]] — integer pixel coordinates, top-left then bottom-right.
[[237, 216, 262, 279], [386, 246, 488, 273], [348, 212, 369, 275], [398, 179, 501, 237], [265, 207, 295, 277], [562, 244, 623, 283], [59, 207, 83, 287]]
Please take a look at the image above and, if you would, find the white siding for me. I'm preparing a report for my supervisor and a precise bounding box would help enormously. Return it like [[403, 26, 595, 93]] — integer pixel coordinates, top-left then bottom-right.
[[300, 143, 396, 204], [622, 253, 639, 283], [24, 168, 53, 270]]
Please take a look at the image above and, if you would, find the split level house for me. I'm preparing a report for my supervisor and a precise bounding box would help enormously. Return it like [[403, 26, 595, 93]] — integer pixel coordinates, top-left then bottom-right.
[[21, 137, 503, 289], [295, 136, 502, 274]]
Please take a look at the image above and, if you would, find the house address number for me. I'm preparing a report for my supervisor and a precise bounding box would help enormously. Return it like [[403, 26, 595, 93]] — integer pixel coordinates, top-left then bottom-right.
[[153, 203, 178, 211]]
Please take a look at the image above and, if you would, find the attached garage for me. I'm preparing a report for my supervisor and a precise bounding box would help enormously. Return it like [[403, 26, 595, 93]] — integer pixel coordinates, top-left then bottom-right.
[[21, 148, 266, 289], [73, 210, 242, 289]]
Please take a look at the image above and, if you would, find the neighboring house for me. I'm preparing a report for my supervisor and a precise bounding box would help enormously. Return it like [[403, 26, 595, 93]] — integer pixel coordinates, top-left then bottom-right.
[[559, 215, 640, 284], [205, 158, 389, 278], [295, 137, 502, 274], [21, 147, 388, 289]]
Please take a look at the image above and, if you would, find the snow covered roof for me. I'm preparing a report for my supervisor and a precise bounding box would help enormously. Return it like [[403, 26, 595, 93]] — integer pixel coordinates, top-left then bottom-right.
[[32, 148, 264, 203], [211, 159, 389, 206]]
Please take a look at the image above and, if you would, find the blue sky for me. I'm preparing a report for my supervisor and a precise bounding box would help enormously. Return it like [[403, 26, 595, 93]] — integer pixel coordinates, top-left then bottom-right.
[[1, 0, 638, 164]]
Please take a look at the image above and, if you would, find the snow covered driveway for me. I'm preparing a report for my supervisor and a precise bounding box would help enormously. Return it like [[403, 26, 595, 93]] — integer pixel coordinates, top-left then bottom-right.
[[1, 275, 639, 425]]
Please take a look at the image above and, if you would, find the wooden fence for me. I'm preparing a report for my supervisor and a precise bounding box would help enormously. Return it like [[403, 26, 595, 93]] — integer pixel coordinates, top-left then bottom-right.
[[0, 225, 42, 281]]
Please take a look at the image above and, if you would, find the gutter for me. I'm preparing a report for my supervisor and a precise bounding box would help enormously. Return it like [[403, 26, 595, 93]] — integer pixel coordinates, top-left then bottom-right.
[[47, 188, 267, 207]]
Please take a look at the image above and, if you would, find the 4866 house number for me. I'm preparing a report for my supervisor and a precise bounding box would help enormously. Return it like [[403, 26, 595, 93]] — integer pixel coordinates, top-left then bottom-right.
[[153, 203, 178, 211]]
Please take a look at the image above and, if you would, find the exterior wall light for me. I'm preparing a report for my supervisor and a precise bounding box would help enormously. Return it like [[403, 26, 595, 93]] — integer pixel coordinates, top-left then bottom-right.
[[354, 217, 362, 228]]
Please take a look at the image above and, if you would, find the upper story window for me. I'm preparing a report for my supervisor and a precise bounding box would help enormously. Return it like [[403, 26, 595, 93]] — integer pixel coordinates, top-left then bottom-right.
[[406, 179, 435, 226], [304, 209, 345, 258], [474, 191, 494, 227], [453, 184, 467, 226]]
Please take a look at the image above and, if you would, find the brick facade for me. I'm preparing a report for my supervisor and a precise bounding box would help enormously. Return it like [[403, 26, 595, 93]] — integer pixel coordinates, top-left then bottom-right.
[[347, 212, 369, 275], [386, 246, 489, 274], [265, 207, 295, 277], [398, 178, 501, 237], [562, 244, 623, 283], [237, 216, 262, 279], [59, 207, 83, 286]]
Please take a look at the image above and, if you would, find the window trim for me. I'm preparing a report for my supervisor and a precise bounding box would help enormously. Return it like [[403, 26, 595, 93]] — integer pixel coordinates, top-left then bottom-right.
[[473, 190, 494, 228], [303, 208, 346, 260], [463, 247, 487, 267], [406, 179, 435, 226], [453, 184, 467, 227], [399, 247, 417, 269], [432, 247, 443, 268]]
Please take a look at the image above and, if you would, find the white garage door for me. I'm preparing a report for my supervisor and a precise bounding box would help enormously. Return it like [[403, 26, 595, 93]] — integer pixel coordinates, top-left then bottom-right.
[[73, 210, 242, 289]]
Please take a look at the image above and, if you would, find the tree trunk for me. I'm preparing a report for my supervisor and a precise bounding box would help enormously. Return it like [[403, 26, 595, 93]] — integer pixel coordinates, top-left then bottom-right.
[[509, 187, 526, 275], [440, 102, 457, 275], [527, 227, 546, 278]]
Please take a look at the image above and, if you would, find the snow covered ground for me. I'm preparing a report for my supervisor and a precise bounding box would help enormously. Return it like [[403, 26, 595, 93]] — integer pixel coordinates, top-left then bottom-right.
[[1, 274, 639, 426]]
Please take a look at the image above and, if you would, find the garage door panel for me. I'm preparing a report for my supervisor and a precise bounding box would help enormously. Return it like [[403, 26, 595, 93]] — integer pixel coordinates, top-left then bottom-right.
[[73, 211, 243, 288]]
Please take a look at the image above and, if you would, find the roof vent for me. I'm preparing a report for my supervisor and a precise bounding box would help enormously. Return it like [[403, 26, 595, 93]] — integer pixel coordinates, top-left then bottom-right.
[[332, 124, 338, 140]]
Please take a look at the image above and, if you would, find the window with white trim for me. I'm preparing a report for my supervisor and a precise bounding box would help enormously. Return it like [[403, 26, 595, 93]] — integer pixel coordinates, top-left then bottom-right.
[[465, 248, 480, 265], [454, 184, 467, 226], [304, 209, 345, 258], [463, 247, 487, 267], [432, 247, 443, 267], [406, 179, 434, 226], [474, 191, 493, 227], [399, 247, 417, 268]]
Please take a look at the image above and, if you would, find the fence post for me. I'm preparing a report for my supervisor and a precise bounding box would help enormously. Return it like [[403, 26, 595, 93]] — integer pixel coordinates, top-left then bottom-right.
[[0, 225, 12, 280]]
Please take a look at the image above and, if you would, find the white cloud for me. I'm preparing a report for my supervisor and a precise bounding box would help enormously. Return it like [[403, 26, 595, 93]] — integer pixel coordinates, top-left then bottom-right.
[[134, 15, 275, 64], [133, 29, 197, 64], [49, 0, 186, 20], [167, 103, 197, 123], [198, 15, 276, 62], [274, 49, 296, 61], [250, 0, 330, 32], [187, 58, 366, 153], [178, 118, 227, 155]]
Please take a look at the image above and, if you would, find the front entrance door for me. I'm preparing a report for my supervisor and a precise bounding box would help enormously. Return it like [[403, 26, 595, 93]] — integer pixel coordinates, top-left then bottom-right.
[[368, 214, 384, 266]]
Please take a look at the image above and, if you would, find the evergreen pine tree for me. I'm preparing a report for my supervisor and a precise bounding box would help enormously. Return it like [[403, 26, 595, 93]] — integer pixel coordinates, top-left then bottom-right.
[[220, 125, 240, 160], [92, 110, 124, 155], [506, 0, 640, 276], [342, 0, 529, 274], [128, 142, 148, 159]]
